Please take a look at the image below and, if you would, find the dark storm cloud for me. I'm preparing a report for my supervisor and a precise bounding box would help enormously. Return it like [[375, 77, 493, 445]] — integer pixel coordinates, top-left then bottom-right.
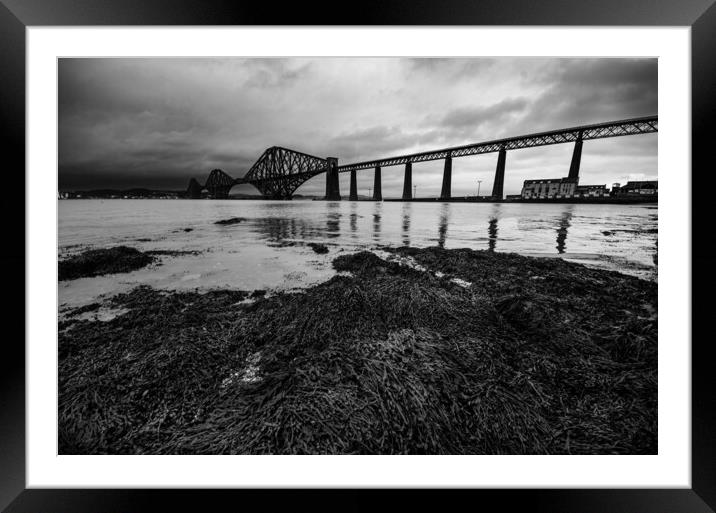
[[439, 98, 529, 129], [326, 126, 412, 160], [428, 97, 530, 142], [522, 58, 658, 129], [325, 125, 444, 163], [59, 57, 657, 194]]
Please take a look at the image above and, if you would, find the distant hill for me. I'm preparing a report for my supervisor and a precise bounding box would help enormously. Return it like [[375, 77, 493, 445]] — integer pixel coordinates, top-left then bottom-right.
[[60, 188, 183, 199]]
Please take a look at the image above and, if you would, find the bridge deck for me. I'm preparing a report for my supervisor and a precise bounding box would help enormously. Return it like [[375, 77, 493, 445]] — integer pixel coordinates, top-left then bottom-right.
[[337, 115, 657, 172]]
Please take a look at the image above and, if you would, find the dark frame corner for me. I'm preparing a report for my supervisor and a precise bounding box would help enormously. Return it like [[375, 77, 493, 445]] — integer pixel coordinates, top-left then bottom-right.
[[1, 1, 714, 511]]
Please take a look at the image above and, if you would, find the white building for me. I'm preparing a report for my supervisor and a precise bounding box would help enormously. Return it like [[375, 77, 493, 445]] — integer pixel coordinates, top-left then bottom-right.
[[574, 184, 609, 198], [521, 177, 577, 199]]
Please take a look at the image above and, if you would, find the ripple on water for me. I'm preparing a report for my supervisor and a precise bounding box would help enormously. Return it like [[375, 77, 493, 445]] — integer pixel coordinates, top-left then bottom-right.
[[59, 199, 658, 306]]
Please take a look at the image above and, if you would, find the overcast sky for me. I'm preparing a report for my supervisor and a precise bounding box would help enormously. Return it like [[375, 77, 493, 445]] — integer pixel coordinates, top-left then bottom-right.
[[59, 57, 657, 196]]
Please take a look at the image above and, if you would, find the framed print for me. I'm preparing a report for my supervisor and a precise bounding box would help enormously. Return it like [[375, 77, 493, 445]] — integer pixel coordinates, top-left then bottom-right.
[[2, 0, 714, 511]]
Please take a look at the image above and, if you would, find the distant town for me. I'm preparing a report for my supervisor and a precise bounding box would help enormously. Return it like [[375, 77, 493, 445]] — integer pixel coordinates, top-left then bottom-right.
[[58, 189, 318, 200], [58, 178, 657, 203], [511, 177, 657, 200]]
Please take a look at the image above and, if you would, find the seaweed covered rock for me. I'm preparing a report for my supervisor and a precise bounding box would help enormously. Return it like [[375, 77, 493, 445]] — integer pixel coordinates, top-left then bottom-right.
[[333, 250, 385, 272], [59, 246, 155, 281], [495, 293, 564, 336], [333, 250, 422, 277], [58, 248, 657, 455], [307, 242, 329, 254], [214, 217, 245, 225]]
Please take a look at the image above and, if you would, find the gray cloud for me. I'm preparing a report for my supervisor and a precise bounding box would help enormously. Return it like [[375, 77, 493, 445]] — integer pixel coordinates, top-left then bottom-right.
[[242, 60, 312, 89], [520, 58, 658, 129], [426, 97, 530, 143], [407, 58, 497, 78], [440, 98, 528, 129], [59, 57, 657, 195]]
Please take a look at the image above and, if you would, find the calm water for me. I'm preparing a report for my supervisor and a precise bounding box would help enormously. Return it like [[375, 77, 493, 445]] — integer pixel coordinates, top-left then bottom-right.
[[59, 199, 658, 307]]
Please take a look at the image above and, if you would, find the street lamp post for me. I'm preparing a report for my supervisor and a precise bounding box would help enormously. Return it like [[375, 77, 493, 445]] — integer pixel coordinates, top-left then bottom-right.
[[477, 179, 482, 197]]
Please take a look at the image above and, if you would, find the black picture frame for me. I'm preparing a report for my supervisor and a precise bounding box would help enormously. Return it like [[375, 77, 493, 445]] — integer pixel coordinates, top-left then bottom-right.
[[1, 1, 713, 511]]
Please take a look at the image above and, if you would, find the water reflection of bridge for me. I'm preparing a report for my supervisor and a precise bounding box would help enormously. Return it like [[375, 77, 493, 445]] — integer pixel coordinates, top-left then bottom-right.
[[249, 216, 336, 244], [488, 208, 499, 252], [556, 207, 574, 254], [188, 115, 657, 201], [401, 203, 411, 246], [483, 205, 574, 253], [246, 203, 577, 254]]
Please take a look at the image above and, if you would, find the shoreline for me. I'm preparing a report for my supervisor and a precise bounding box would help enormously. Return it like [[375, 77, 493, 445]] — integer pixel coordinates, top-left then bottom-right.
[[382, 197, 657, 204], [60, 196, 658, 204], [58, 246, 657, 455]]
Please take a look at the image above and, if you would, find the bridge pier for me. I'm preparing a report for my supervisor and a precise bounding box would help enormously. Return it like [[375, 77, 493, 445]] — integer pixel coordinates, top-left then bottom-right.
[[568, 131, 583, 181], [325, 157, 341, 201], [349, 169, 358, 201], [440, 156, 452, 199], [325, 162, 331, 198], [402, 162, 413, 200], [373, 166, 382, 201], [491, 147, 506, 199]]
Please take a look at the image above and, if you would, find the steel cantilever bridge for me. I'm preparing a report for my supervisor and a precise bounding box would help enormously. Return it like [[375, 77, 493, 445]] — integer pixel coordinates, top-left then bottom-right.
[[186, 115, 657, 200]]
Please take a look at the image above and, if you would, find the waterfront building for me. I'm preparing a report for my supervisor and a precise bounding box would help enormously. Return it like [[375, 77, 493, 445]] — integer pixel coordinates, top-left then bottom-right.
[[612, 180, 658, 196], [574, 184, 609, 198], [521, 177, 577, 199], [521, 177, 643, 200]]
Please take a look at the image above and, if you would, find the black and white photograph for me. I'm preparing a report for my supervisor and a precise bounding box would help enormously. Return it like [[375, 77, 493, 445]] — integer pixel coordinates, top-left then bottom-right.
[[56, 56, 658, 455]]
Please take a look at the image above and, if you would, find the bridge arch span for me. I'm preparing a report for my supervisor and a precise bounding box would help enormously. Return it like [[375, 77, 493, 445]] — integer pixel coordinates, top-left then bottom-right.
[[204, 169, 235, 199], [241, 146, 329, 199]]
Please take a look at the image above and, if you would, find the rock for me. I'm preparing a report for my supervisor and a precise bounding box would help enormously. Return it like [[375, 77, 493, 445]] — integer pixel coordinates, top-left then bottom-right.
[[59, 246, 155, 281], [308, 242, 329, 254], [214, 217, 246, 225]]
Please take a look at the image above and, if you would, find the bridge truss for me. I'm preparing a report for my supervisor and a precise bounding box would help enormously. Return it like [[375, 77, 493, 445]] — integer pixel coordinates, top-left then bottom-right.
[[204, 169, 235, 198], [238, 146, 329, 199], [337, 115, 658, 172]]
